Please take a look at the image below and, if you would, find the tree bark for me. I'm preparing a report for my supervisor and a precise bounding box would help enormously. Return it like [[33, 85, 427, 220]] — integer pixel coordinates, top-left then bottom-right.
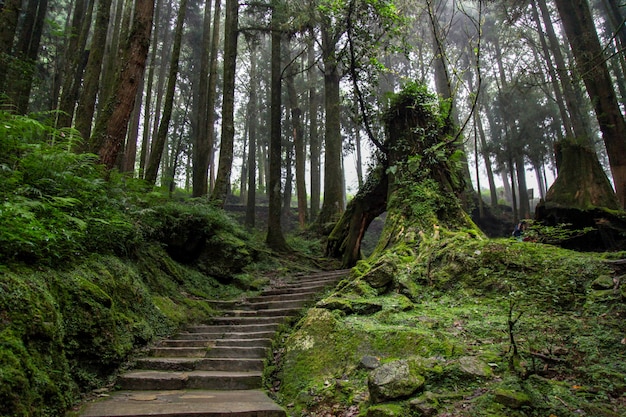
[[56, 0, 93, 129], [553, 0, 626, 208], [317, 24, 344, 228], [0, 0, 22, 92], [537, 0, 592, 143], [286, 47, 307, 228], [308, 32, 321, 221], [266, 0, 288, 251], [245, 36, 259, 229], [5, 0, 48, 114], [75, 0, 113, 144], [192, 0, 216, 197], [211, 0, 237, 206], [92, 0, 154, 170], [145, 0, 188, 184]]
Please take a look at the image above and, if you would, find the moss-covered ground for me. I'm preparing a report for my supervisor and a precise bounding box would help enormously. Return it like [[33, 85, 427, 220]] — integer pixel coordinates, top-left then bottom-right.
[[270, 236, 626, 417]]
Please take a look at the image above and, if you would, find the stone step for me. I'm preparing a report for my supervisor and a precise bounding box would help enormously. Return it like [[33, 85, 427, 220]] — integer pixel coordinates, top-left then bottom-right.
[[208, 316, 287, 326], [185, 323, 280, 333], [79, 390, 286, 417], [118, 370, 262, 391], [221, 307, 303, 317], [247, 290, 319, 302], [159, 338, 272, 348], [208, 298, 309, 311], [149, 346, 268, 359], [171, 330, 276, 341], [135, 357, 264, 372]]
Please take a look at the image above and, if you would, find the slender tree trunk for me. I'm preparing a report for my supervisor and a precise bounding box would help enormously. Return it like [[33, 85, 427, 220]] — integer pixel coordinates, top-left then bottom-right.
[[245, 37, 259, 229], [92, 0, 154, 169], [76, 0, 113, 144], [354, 126, 363, 188], [475, 108, 498, 208], [211, 0, 238, 205], [286, 47, 307, 228], [317, 25, 344, 227], [0, 0, 22, 92], [515, 154, 531, 218], [266, 0, 288, 251], [145, 0, 188, 184], [308, 32, 321, 221], [98, 0, 129, 115], [6, 0, 48, 114], [530, 0, 573, 138], [192, 0, 214, 197], [537, 0, 592, 142], [139, 0, 163, 177], [206, 0, 222, 193], [56, 0, 93, 128], [553, 0, 626, 208], [123, 77, 144, 173]]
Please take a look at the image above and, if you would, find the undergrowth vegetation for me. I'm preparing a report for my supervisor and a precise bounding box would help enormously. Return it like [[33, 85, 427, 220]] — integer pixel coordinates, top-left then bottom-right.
[[0, 111, 276, 416]]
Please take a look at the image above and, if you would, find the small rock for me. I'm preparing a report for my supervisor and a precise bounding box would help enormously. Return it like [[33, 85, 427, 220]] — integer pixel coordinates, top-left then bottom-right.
[[591, 275, 615, 290], [458, 356, 493, 378], [360, 355, 381, 370], [493, 388, 531, 409]]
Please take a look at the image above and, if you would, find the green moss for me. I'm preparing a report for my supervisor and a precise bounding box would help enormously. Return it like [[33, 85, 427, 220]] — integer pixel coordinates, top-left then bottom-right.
[[366, 403, 408, 417]]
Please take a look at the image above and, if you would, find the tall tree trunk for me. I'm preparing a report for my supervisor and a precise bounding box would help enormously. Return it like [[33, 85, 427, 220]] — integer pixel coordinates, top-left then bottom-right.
[[475, 108, 498, 208], [192, 0, 215, 197], [317, 24, 344, 228], [75, 0, 113, 144], [6, 0, 48, 114], [245, 36, 259, 229], [0, 0, 22, 92], [553, 0, 626, 208], [537, 0, 592, 142], [145, 0, 188, 184], [515, 154, 531, 218], [206, 0, 222, 193], [308, 32, 321, 221], [286, 46, 307, 228], [266, 0, 288, 251], [98, 0, 129, 115], [213, 0, 239, 204], [530, 0, 573, 138], [138, 0, 162, 177], [56, 0, 93, 128], [92, 0, 155, 169], [123, 77, 145, 173]]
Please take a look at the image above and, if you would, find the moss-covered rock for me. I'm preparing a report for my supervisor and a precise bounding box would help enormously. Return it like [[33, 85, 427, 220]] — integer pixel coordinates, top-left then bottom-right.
[[492, 388, 531, 409], [591, 275, 616, 290], [368, 359, 425, 403]]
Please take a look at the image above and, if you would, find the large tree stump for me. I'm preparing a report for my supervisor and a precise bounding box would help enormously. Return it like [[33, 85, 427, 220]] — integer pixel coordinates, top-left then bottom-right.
[[535, 141, 626, 250], [327, 83, 480, 267]]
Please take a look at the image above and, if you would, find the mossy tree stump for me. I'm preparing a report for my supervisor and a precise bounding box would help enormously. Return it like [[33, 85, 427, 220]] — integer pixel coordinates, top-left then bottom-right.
[[327, 83, 481, 267], [535, 141, 626, 250]]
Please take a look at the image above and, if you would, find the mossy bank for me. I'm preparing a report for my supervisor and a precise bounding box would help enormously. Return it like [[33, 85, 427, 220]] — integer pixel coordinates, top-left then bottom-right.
[[270, 237, 626, 416], [0, 203, 274, 417]]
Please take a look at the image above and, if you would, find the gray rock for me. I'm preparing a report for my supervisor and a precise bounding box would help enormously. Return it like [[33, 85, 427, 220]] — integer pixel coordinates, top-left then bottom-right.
[[368, 360, 425, 403], [458, 356, 493, 378], [360, 355, 381, 370]]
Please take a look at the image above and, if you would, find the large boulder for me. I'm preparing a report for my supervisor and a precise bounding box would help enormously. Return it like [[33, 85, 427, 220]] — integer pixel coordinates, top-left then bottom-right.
[[368, 360, 425, 403]]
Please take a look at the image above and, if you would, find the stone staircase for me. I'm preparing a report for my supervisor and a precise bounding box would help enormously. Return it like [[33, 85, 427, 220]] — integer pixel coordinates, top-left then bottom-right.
[[79, 269, 348, 417]]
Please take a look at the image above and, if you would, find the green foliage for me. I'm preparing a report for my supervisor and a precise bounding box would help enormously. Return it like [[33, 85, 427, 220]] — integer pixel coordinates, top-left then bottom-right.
[[0, 111, 140, 266]]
